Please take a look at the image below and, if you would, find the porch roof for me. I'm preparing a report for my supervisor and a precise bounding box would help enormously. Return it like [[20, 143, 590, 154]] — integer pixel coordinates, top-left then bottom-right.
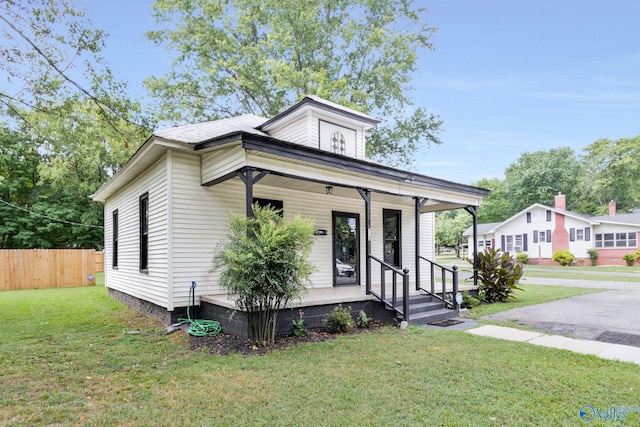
[[196, 132, 489, 210], [93, 120, 489, 209]]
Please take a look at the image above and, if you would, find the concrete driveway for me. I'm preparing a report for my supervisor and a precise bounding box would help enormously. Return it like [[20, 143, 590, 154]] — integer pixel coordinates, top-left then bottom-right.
[[481, 275, 640, 347]]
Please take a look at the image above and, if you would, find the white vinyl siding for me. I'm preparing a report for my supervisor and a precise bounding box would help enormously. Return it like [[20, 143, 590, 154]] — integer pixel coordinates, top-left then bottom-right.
[[201, 145, 245, 185], [103, 155, 169, 308], [267, 113, 312, 148]]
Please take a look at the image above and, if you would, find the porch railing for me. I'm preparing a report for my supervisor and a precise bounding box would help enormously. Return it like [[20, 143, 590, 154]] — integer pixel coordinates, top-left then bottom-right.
[[418, 256, 459, 310], [367, 255, 410, 321]]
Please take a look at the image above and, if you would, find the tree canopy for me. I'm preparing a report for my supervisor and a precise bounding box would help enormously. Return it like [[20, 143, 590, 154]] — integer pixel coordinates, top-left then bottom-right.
[[0, 0, 151, 248], [471, 139, 640, 225], [146, 0, 441, 166]]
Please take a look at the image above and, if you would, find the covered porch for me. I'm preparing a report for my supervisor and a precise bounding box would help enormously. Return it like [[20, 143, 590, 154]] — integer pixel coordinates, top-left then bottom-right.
[[194, 133, 488, 337]]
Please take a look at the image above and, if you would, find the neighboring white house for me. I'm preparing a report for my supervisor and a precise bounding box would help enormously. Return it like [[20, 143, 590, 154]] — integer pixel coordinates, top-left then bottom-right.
[[464, 194, 640, 265], [92, 96, 488, 329]]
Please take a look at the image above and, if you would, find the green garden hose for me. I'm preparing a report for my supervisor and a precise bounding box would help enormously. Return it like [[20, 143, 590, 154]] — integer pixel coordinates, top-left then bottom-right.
[[178, 281, 221, 337]]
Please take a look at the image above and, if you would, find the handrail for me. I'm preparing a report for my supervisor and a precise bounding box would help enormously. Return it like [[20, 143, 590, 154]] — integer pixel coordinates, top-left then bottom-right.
[[368, 255, 410, 321], [418, 256, 459, 310]]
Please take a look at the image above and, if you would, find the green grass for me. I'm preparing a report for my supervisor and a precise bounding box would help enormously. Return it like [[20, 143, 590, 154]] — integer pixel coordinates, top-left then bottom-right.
[[1, 286, 639, 426], [468, 284, 605, 318], [435, 255, 640, 282]]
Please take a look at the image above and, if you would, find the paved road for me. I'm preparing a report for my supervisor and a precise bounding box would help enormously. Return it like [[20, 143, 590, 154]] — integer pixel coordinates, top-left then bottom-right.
[[481, 275, 640, 347]]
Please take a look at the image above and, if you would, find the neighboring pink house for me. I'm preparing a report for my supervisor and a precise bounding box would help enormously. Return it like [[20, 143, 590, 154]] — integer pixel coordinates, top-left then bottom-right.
[[464, 194, 640, 266]]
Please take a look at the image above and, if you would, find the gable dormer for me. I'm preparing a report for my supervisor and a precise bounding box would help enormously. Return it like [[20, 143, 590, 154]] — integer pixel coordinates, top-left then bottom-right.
[[258, 96, 380, 160]]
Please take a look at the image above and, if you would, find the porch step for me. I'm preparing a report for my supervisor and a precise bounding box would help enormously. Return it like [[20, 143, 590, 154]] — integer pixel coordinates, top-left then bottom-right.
[[383, 294, 458, 325]]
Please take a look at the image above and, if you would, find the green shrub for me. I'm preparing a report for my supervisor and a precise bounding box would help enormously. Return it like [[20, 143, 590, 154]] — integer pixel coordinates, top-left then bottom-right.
[[476, 248, 523, 303], [212, 204, 316, 346], [288, 310, 307, 337], [587, 248, 599, 266], [325, 305, 354, 333], [622, 253, 638, 267], [516, 253, 529, 264], [355, 310, 371, 328], [461, 290, 481, 309], [552, 249, 574, 266]]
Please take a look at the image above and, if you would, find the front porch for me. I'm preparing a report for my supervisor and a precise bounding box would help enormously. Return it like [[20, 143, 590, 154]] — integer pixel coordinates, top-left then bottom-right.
[[201, 266, 477, 338]]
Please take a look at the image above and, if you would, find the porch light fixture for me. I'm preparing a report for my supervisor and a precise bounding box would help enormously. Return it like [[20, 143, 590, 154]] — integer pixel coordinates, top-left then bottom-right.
[[325, 185, 333, 195]]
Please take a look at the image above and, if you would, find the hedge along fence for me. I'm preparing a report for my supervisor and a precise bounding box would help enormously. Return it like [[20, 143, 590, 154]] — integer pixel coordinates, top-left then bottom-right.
[[0, 249, 104, 291]]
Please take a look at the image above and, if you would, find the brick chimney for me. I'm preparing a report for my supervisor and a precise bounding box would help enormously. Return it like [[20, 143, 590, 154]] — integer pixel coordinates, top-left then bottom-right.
[[609, 200, 616, 216], [554, 193, 566, 210]]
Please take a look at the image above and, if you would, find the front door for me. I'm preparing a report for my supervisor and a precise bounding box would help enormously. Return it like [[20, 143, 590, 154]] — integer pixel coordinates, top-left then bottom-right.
[[333, 212, 359, 286]]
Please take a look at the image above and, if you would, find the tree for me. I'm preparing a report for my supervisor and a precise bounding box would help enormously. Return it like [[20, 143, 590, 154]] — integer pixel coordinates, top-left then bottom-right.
[[0, 127, 42, 248], [146, 0, 441, 166], [0, 0, 150, 139], [26, 98, 147, 248], [435, 210, 471, 257], [473, 177, 509, 223], [212, 204, 316, 346], [582, 135, 640, 213], [1, 1, 153, 248], [501, 147, 586, 217]]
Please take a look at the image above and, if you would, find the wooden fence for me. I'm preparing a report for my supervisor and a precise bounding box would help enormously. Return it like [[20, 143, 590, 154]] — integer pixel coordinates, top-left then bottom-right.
[[0, 249, 104, 291]]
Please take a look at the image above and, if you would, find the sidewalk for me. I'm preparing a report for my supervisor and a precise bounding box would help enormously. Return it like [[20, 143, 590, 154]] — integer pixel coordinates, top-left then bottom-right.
[[468, 325, 640, 366]]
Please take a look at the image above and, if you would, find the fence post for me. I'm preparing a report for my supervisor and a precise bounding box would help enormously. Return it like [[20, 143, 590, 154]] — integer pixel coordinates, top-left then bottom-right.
[[403, 268, 410, 322], [452, 265, 459, 310]]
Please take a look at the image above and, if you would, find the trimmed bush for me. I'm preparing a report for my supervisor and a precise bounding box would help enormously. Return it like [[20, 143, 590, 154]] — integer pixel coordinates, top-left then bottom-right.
[[325, 304, 354, 333], [587, 248, 599, 266], [552, 249, 574, 266], [623, 253, 638, 267], [516, 253, 529, 264]]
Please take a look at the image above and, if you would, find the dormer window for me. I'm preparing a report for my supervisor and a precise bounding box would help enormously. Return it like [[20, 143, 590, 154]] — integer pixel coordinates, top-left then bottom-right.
[[331, 131, 346, 155], [320, 120, 356, 157]]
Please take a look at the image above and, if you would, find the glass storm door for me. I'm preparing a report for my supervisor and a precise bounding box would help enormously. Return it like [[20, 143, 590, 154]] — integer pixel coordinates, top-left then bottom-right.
[[333, 212, 359, 286]]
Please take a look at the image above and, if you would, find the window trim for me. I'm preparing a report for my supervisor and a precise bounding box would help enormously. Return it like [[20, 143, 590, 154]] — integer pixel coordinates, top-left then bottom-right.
[[112, 209, 119, 268], [139, 193, 149, 272]]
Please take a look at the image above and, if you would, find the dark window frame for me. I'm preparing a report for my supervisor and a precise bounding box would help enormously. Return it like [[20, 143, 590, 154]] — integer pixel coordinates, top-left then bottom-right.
[[383, 209, 401, 268], [139, 193, 149, 272], [112, 210, 119, 268]]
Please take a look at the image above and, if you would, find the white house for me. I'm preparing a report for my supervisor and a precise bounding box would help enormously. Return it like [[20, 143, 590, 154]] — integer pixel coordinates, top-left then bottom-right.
[[464, 194, 640, 265], [92, 96, 488, 335]]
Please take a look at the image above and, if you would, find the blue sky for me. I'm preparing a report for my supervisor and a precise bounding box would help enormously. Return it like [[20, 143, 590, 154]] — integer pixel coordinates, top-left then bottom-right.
[[88, 0, 640, 184]]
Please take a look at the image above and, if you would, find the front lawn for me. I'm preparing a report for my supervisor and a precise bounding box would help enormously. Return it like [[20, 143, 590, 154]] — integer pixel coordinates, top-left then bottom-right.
[[1, 286, 638, 426], [468, 284, 606, 318]]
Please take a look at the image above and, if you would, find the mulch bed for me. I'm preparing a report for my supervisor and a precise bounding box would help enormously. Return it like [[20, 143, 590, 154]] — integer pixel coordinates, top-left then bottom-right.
[[188, 320, 390, 356]]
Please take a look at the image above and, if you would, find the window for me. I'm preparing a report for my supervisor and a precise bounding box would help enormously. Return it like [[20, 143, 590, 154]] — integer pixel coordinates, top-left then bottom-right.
[[112, 210, 119, 268], [383, 209, 401, 267], [535, 230, 551, 243], [546, 210, 552, 221], [253, 198, 283, 216], [526, 212, 531, 223], [139, 193, 149, 271], [596, 232, 637, 248], [515, 235, 523, 252], [504, 234, 526, 252], [576, 229, 584, 241]]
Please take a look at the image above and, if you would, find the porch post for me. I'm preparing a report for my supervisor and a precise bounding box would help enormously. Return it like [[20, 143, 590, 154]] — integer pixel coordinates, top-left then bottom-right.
[[237, 168, 270, 218], [465, 206, 479, 287], [357, 188, 371, 295], [414, 197, 428, 291]]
